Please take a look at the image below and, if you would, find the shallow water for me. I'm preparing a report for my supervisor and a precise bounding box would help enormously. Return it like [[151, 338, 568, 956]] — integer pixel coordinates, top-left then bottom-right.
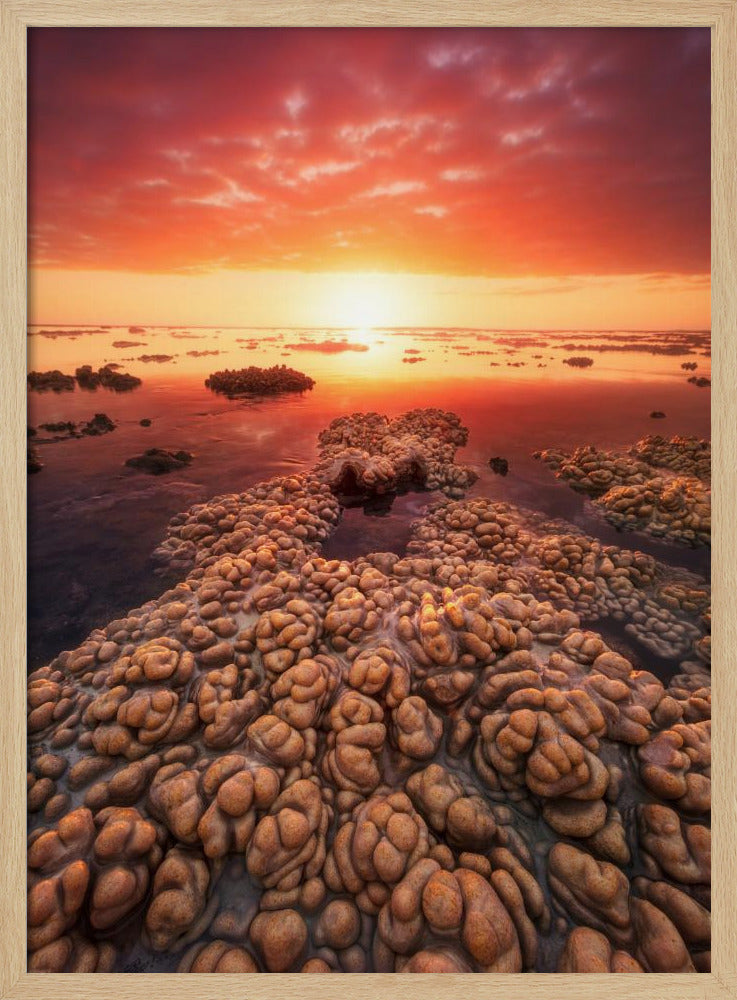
[[27, 326, 710, 670]]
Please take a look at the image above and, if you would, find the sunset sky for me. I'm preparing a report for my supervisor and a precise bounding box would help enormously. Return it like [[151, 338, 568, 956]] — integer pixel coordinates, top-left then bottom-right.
[[28, 27, 710, 330]]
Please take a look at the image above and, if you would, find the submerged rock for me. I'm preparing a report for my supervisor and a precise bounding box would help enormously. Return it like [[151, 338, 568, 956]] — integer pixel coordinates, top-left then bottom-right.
[[39, 421, 76, 435], [125, 448, 194, 475], [489, 456, 509, 475], [82, 413, 116, 436]]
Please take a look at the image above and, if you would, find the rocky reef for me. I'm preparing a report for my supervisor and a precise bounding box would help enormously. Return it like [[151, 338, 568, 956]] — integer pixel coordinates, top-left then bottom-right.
[[27, 410, 710, 974], [205, 365, 315, 398], [534, 436, 710, 548]]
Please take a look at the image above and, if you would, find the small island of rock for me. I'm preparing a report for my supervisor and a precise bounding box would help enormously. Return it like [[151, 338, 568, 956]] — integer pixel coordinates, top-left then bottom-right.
[[205, 364, 315, 398]]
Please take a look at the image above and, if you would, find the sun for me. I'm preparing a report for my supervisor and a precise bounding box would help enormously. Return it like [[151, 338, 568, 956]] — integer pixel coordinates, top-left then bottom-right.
[[323, 272, 404, 330]]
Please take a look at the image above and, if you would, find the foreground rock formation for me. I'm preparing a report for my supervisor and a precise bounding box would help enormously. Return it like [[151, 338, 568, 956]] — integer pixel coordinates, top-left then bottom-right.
[[27, 410, 710, 973]]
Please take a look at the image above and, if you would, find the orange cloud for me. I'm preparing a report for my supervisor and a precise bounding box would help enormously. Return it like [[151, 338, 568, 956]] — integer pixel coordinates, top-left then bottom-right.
[[28, 27, 709, 278]]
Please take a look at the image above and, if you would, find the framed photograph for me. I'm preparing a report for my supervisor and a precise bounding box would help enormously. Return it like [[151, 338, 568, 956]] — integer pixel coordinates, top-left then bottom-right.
[[3, 3, 736, 998]]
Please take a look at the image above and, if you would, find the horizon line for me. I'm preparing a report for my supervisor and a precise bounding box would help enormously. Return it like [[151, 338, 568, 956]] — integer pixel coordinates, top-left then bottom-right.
[[27, 324, 712, 334]]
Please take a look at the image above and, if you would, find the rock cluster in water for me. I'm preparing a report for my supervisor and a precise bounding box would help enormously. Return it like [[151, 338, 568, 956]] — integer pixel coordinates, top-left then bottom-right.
[[34, 414, 116, 441], [28, 366, 141, 392], [27, 414, 117, 473], [27, 370, 77, 392], [27, 410, 710, 974], [534, 436, 710, 548], [76, 365, 142, 391], [205, 366, 315, 398]]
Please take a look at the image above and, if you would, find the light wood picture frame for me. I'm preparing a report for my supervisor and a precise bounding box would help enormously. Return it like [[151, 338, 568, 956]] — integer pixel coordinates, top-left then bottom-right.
[[2, 2, 735, 998]]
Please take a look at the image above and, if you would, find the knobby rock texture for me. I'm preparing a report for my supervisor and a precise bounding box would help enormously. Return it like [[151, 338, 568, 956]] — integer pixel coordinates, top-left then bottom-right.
[[27, 410, 710, 973]]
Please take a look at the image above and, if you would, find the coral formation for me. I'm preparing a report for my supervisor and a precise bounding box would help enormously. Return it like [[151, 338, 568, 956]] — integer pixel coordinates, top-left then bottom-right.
[[27, 410, 710, 973], [534, 436, 710, 547]]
